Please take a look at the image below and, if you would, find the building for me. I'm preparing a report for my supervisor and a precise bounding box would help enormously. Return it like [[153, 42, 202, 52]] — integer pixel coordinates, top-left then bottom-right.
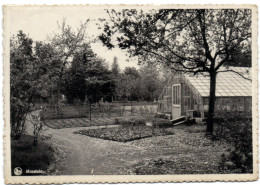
[[158, 67, 252, 120]]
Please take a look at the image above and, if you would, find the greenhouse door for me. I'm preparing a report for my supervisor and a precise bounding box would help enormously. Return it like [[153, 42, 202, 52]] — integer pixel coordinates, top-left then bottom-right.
[[172, 84, 181, 119]]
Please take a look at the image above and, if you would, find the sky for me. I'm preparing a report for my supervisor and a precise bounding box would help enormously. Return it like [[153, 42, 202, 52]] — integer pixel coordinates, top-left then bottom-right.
[[8, 6, 139, 70]]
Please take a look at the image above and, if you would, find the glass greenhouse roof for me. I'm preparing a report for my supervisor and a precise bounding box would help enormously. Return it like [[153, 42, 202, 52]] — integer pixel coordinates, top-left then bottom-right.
[[184, 67, 252, 97]]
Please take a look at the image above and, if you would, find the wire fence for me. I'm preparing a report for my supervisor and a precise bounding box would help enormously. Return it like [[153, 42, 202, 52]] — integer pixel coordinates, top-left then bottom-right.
[[38, 101, 159, 120]]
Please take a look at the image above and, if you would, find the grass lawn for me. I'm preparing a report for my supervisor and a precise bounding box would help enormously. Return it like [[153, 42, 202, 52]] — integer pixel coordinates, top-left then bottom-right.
[[74, 125, 174, 142], [11, 134, 56, 176]]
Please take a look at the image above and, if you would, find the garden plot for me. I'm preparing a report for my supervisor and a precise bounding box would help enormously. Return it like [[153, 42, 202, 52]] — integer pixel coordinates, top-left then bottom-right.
[[118, 124, 233, 174], [74, 125, 174, 142], [41, 120, 243, 175]]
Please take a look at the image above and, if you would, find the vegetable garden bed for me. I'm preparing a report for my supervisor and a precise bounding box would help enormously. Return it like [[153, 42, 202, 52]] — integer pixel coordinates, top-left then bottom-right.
[[74, 125, 174, 142]]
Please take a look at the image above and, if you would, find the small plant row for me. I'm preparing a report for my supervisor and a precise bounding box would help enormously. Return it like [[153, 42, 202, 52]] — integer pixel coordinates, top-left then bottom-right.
[[114, 117, 173, 128]]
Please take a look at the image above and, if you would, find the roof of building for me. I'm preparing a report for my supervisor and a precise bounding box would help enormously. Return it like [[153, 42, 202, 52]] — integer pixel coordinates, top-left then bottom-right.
[[184, 67, 252, 97]]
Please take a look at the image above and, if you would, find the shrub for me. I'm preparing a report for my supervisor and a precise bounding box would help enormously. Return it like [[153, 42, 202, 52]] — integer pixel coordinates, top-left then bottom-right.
[[143, 105, 150, 114], [114, 117, 146, 126], [138, 106, 145, 116], [41, 105, 89, 120], [74, 101, 88, 117], [131, 105, 137, 115], [152, 118, 173, 128], [216, 118, 253, 173], [10, 99, 31, 139], [185, 117, 196, 126], [155, 113, 169, 119], [27, 113, 44, 146], [11, 134, 55, 175]]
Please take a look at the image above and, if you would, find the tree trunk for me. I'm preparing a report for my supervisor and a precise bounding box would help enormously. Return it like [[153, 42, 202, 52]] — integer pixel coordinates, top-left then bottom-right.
[[57, 64, 65, 105], [33, 136, 38, 146], [206, 71, 217, 134]]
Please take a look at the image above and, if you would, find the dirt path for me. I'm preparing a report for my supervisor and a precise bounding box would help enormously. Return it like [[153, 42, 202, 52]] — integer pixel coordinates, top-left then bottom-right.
[[25, 110, 230, 175], [25, 111, 146, 174], [43, 125, 147, 175]]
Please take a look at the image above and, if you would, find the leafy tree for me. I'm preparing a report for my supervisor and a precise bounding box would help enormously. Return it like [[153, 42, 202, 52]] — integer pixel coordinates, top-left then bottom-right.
[[62, 44, 96, 104], [34, 41, 61, 106], [112, 73, 127, 100], [111, 56, 121, 101], [84, 57, 115, 103], [10, 31, 35, 139], [225, 44, 251, 67], [122, 67, 141, 101], [64, 60, 87, 103], [139, 63, 163, 101], [111, 56, 120, 76], [10, 31, 62, 139], [100, 9, 252, 134]]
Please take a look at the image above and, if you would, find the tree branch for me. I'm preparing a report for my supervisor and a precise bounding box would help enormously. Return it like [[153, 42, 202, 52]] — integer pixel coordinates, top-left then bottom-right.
[[217, 69, 251, 81], [197, 10, 214, 64]]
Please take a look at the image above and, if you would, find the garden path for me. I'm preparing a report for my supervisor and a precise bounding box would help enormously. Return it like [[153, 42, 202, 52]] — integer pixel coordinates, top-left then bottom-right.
[[42, 125, 146, 175], [25, 110, 231, 175], [25, 110, 146, 174]]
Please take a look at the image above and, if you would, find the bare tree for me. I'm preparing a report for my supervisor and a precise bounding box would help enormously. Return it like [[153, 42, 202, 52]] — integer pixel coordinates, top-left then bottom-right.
[[50, 19, 91, 107], [27, 112, 44, 146]]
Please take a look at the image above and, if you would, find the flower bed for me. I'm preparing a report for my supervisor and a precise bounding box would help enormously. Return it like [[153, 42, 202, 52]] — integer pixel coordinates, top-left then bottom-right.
[[74, 125, 174, 142]]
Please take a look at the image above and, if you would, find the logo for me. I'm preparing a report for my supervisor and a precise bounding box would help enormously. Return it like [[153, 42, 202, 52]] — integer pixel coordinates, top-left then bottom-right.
[[14, 167, 22, 176]]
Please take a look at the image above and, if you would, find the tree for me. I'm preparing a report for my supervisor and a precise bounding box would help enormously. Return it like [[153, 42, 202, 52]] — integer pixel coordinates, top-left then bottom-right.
[[10, 31, 35, 139], [27, 112, 44, 146], [111, 56, 121, 101], [122, 67, 141, 101], [111, 56, 120, 76], [84, 57, 115, 103], [100, 9, 252, 134], [34, 41, 61, 106], [10, 31, 63, 139], [50, 19, 90, 103], [64, 58, 87, 103], [10, 31, 52, 139], [225, 44, 252, 67], [139, 63, 163, 101], [62, 44, 96, 103]]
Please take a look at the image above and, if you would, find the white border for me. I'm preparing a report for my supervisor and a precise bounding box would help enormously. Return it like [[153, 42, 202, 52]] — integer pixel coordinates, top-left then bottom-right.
[[1, 1, 259, 185]]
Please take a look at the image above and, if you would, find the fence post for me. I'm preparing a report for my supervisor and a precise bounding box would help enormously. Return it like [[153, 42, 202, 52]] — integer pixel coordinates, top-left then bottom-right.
[[131, 99, 132, 115], [89, 103, 91, 121]]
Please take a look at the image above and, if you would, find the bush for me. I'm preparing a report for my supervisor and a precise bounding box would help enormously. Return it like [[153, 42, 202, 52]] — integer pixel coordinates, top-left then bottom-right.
[[216, 119, 253, 173], [152, 118, 173, 128], [42, 105, 89, 120], [138, 106, 145, 116], [11, 134, 55, 175], [114, 117, 146, 126], [27, 113, 44, 146], [10, 98, 31, 139], [154, 113, 169, 119], [74, 101, 88, 117]]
